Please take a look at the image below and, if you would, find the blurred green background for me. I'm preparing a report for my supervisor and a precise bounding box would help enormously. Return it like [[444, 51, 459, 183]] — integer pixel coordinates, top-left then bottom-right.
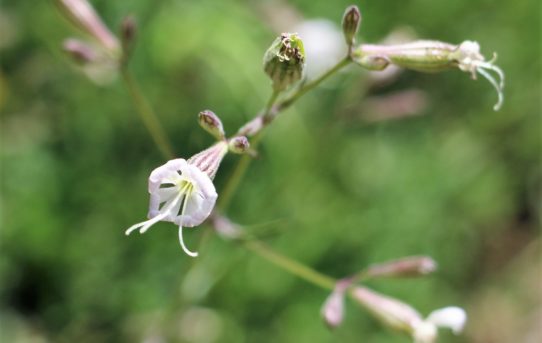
[[0, 0, 540, 342]]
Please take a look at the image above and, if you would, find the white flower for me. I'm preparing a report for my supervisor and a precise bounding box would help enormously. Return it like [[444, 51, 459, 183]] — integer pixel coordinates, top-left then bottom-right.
[[412, 306, 467, 343], [125, 158, 217, 257]]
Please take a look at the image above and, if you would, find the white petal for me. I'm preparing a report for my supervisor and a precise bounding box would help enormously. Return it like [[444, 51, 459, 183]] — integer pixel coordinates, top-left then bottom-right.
[[187, 164, 216, 198], [174, 164, 217, 227], [426, 306, 467, 334], [148, 158, 187, 193], [156, 187, 179, 201]]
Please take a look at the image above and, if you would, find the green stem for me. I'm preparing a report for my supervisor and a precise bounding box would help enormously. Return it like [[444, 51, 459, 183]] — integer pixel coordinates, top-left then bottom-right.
[[278, 56, 352, 111], [219, 57, 352, 211], [244, 239, 336, 290], [121, 68, 175, 159], [262, 89, 280, 122], [218, 150, 253, 210]]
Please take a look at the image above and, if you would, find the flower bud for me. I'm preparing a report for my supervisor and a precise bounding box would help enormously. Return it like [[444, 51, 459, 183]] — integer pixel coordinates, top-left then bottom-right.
[[352, 286, 422, 333], [120, 15, 137, 53], [342, 5, 361, 47], [353, 54, 390, 71], [211, 215, 243, 240], [228, 136, 250, 154], [198, 110, 225, 140], [321, 290, 344, 329], [321, 280, 349, 329], [56, 0, 119, 52], [63, 38, 97, 64], [263, 33, 305, 91], [365, 256, 437, 278]]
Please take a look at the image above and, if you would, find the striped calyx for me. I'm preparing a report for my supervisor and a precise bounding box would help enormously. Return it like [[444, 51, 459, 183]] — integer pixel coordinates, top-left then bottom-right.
[[187, 142, 229, 180]]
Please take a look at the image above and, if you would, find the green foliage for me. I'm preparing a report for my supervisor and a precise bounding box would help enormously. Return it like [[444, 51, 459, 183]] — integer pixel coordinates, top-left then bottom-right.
[[0, 0, 539, 342]]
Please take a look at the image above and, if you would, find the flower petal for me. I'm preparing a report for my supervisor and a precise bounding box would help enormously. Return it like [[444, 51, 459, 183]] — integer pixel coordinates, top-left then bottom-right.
[[173, 164, 217, 227], [426, 306, 467, 334], [148, 158, 187, 193]]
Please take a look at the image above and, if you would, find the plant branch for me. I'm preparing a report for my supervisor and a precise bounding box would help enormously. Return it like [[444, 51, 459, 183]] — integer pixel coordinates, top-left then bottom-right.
[[221, 57, 352, 212], [243, 239, 336, 290], [121, 68, 175, 159]]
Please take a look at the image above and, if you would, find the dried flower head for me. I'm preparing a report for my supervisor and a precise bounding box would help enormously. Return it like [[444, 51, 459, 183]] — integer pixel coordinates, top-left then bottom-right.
[[263, 33, 305, 91]]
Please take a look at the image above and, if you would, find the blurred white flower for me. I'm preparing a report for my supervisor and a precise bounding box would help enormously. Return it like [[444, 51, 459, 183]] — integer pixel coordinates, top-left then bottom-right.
[[125, 158, 218, 257], [412, 307, 467, 342], [294, 19, 347, 79]]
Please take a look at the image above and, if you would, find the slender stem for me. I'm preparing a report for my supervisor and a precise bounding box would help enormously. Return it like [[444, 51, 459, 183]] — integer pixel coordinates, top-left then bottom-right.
[[218, 88, 280, 210], [121, 68, 175, 159], [278, 56, 352, 111], [220, 57, 352, 211], [262, 89, 280, 122], [243, 239, 336, 290], [218, 150, 253, 210]]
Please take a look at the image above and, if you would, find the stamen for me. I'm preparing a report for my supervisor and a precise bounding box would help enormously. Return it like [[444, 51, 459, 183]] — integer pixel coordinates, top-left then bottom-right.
[[178, 184, 199, 257], [478, 60, 505, 90], [476, 67, 504, 111], [179, 226, 198, 257], [125, 195, 182, 235], [125, 214, 165, 235]]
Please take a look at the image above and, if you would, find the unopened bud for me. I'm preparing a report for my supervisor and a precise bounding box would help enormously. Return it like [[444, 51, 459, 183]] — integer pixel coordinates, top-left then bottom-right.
[[263, 33, 305, 91], [211, 215, 243, 240], [228, 136, 250, 154], [342, 5, 361, 47], [120, 15, 137, 52], [63, 38, 97, 64], [198, 110, 225, 140], [353, 54, 390, 71], [321, 280, 349, 329], [352, 286, 422, 334], [321, 291, 344, 329], [365, 256, 437, 278], [56, 0, 119, 52]]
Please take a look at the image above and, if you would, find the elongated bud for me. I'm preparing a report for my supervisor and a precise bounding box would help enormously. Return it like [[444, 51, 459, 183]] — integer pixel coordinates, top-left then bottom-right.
[[120, 15, 137, 53], [56, 0, 119, 52], [228, 136, 250, 154], [353, 54, 390, 71], [342, 5, 361, 47], [365, 256, 437, 278], [321, 280, 349, 329], [352, 40, 504, 110], [263, 33, 305, 91], [211, 214, 243, 240], [198, 110, 225, 140], [187, 142, 228, 180], [63, 38, 97, 64], [352, 286, 422, 333]]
